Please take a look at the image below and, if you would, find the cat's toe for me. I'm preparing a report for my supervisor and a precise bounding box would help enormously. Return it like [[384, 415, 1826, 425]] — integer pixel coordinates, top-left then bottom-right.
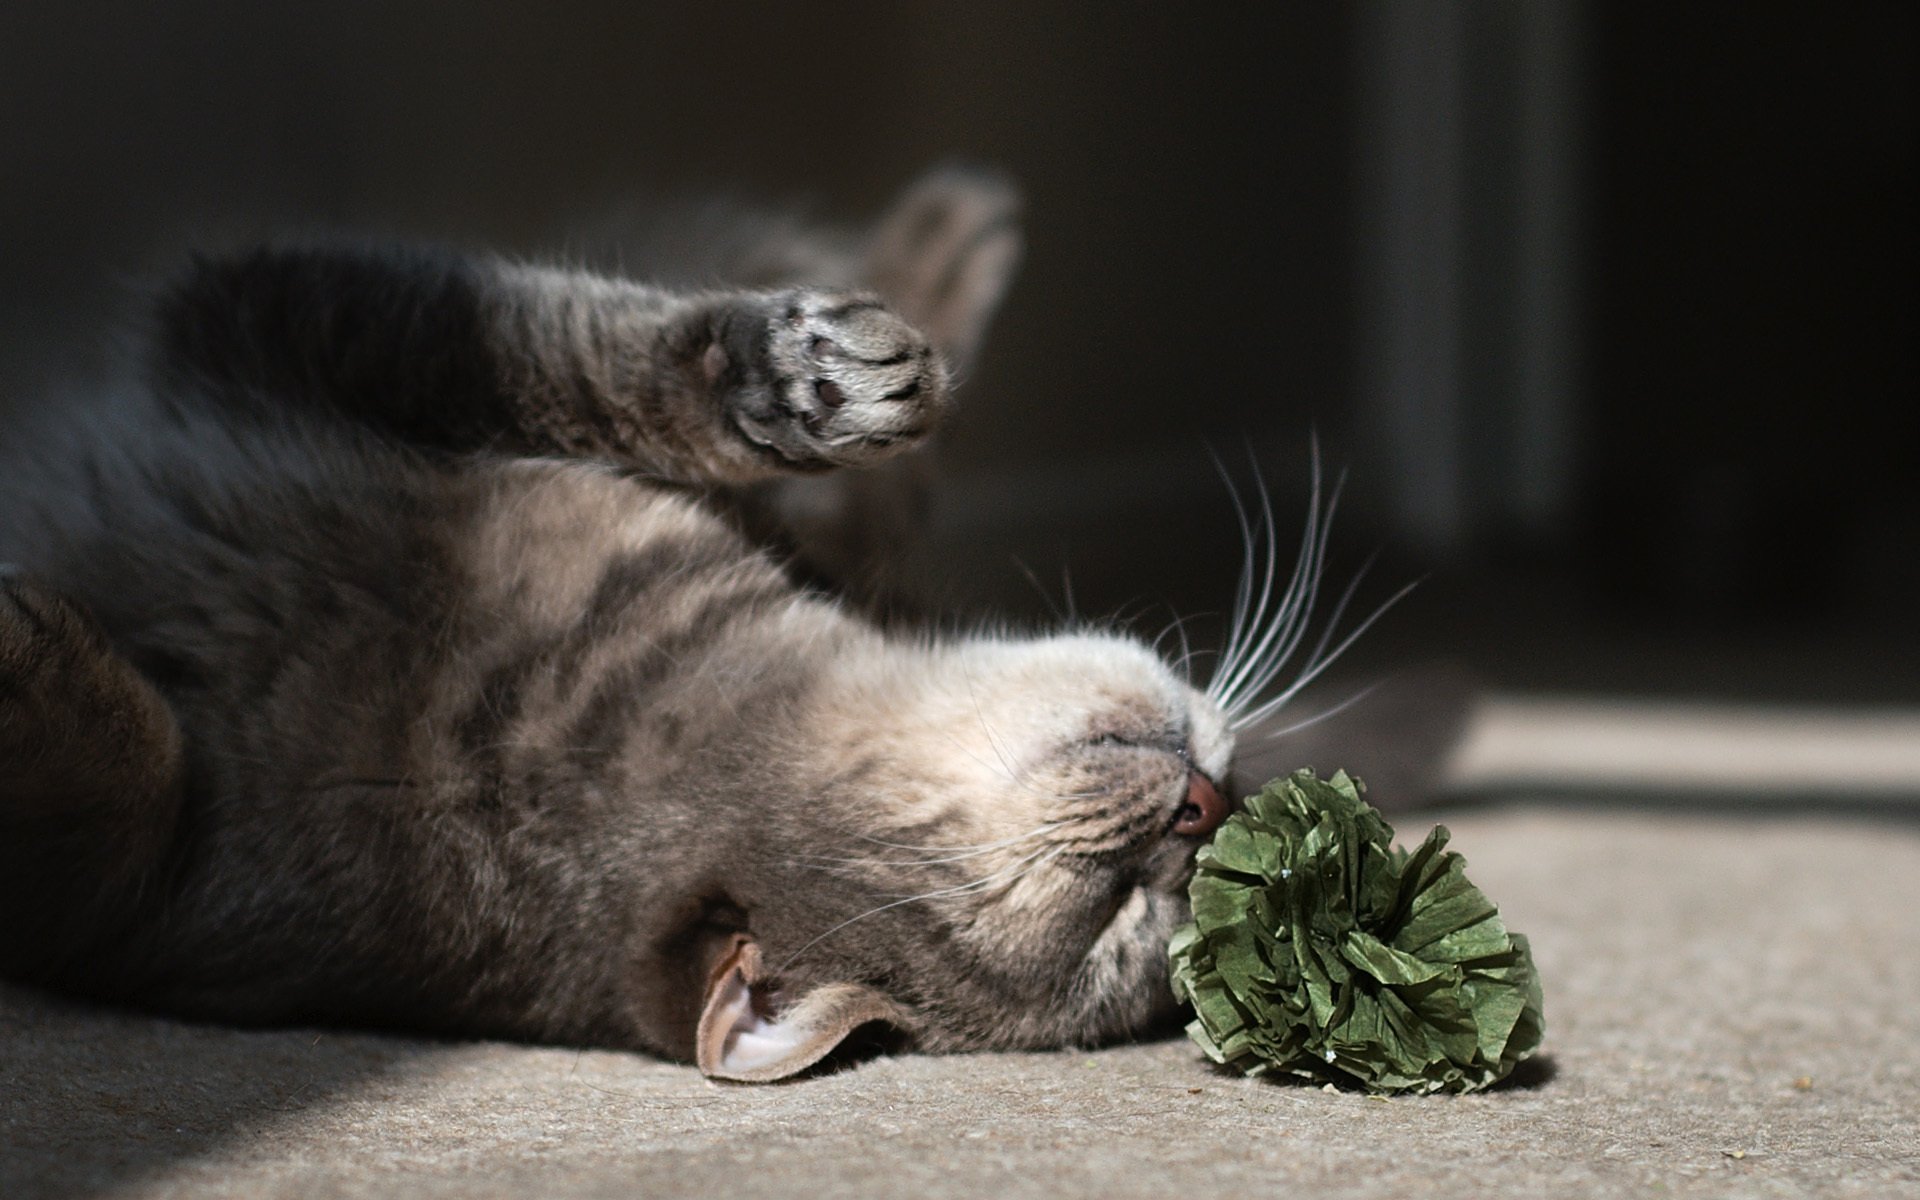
[[720, 290, 951, 469]]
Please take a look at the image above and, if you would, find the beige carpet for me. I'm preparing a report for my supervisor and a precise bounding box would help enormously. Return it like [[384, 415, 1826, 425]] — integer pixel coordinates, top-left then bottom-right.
[[4, 807, 1917, 1200]]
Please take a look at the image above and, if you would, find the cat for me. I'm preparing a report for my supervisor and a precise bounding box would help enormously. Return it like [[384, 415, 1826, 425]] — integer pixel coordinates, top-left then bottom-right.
[[0, 168, 1343, 1082]]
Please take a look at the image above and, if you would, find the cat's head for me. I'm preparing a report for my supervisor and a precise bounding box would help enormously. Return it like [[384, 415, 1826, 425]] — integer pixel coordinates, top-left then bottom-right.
[[685, 446, 1398, 1080], [694, 630, 1239, 1080], [677, 172, 1382, 1080]]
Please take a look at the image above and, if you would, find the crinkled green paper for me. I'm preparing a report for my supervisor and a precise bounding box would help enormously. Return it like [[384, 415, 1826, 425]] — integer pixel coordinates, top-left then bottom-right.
[[1168, 769, 1544, 1094]]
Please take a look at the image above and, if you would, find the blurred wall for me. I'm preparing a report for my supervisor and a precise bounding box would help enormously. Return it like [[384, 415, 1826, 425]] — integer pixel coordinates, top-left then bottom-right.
[[2, 2, 1913, 700]]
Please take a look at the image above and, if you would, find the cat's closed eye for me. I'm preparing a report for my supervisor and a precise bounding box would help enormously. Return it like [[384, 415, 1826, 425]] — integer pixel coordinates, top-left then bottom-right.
[[1082, 728, 1183, 753]]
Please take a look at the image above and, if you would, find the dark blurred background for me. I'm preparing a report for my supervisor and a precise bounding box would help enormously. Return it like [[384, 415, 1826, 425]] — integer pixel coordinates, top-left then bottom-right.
[[3, 2, 1914, 706]]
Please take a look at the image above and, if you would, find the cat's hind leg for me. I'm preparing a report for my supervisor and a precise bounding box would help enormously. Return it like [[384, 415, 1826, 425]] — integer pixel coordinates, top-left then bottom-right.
[[0, 568, 185, 983]]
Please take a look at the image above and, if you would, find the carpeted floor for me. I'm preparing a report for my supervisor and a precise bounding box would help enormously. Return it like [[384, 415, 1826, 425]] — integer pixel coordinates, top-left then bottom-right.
[[5, 806, 1916, 1199]]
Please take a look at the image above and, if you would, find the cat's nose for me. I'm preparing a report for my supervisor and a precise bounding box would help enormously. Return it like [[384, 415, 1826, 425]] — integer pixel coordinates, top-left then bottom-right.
[[1172, 771, 1231, 837]]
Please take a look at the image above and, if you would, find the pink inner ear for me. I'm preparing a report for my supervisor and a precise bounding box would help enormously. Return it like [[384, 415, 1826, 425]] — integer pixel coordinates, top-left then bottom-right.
[[693, 936, 840, 1081], [695, 934, 759, 1074], [697, 935, 833, 1079], [693, 936, 909, 1082]]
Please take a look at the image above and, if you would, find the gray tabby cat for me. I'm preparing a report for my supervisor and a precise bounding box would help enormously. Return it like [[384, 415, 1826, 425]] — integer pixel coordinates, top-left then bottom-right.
[[0, 170, 1260, 1081]]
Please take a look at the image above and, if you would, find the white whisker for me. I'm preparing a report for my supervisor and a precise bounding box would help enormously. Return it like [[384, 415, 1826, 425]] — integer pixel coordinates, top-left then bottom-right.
[[1213, 446, 1330, 714], [1010, 556, 1069, 624], [868, 843, 1062, 900], [776, 845, 1065, 973], [1216, 447, 1289, 706], [1296, 549, 1377, 675], [1206, 447, 1264, 705], [1255, 681, 1382, 740], [1220, 465, 1345, 716], [1168, 644, 1211, 682], [826, 822, 1068, 865], [960, 662, 1021, 778], [950, 665, 1102, 802], [1230, 577, 1420, 731], [1204, 437, 1414, 735], [1153, 608, 1203, 689]]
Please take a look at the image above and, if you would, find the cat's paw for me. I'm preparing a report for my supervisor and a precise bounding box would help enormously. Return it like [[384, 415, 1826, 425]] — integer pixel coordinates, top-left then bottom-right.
[[707, 289, 952, 469]]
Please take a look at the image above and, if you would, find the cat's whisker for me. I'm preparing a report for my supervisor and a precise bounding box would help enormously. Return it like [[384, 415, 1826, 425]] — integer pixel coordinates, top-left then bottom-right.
[[1201, 438, 1414, 735], [1204, 447, 1278, 708], [485, 739, 615, 759], [904, 723, 1112, 805], [1205, 443, 1270, 705], [775, 845, 1065, 973], [936, 722, 1087, 803], [961, 665, 1026, 784], [952, 663, 1107, 803], [804, 822, 1070, 868], [849, 822, 1067, 855], [1253, 681, 1381, 741], [1224, 445, 1314, 711], [1295, 549, 1379, 678], [1152, 609, 1204, 689], [1168, 644, 1211, 684], [1220, 466, 1346, 718], [1010, 556, 1069, 624], [868, 843, 1063, 900], [1213, 447, 1328, 714], [1229, 576, 1420, 731]]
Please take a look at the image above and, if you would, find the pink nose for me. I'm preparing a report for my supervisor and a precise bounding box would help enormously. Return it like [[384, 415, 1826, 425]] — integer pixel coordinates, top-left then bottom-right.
[[1173, 771, 1231, 837]]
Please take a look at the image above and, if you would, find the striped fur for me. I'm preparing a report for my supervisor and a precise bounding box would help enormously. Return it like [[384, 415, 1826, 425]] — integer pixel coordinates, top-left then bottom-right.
[[0, 171, 1241, 1072]]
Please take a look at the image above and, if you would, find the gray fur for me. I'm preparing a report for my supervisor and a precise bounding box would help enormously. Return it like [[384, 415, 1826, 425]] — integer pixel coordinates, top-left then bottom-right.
[[0, 171, 1235, 1074]]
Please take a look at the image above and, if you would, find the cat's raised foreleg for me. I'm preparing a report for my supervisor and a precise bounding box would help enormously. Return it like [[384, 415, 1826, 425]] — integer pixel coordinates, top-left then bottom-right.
[[0, 568, 185, 984], [672, 283, 953, 475], [154, 246, 951, 485]]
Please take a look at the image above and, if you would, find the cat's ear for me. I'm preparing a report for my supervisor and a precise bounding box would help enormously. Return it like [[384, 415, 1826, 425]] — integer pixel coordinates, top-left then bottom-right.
[[695, 934, 909, 1082], [861, 165, 1023, 375]]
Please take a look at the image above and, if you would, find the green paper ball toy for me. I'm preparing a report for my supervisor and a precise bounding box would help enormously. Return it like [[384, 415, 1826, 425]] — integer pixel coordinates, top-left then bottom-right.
[[1168, 769, 1545, 1094]]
